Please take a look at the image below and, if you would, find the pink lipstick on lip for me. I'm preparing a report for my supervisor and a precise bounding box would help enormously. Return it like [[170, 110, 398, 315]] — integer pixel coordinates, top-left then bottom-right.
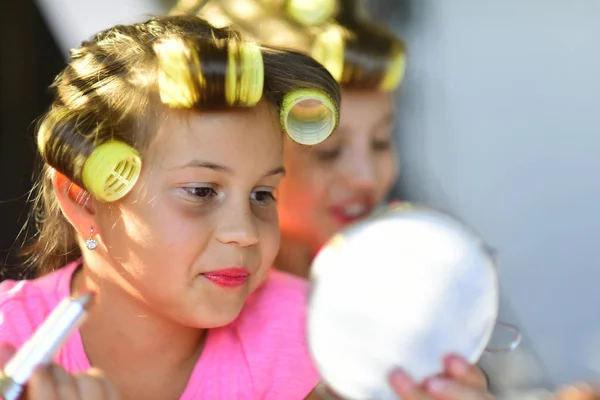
[[202, 267, 249, 288]]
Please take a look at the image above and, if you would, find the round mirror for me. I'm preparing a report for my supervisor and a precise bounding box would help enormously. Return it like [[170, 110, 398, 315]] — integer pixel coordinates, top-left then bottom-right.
[[307, 204, 499, 400]]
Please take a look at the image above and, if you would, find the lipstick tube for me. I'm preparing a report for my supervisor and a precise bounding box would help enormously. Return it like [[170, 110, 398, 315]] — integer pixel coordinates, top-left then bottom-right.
[[0, 292, 94, 400]]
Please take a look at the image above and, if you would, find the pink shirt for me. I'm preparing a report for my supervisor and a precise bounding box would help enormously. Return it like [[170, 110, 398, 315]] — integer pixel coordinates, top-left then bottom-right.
[[0, 261, 320, 399]]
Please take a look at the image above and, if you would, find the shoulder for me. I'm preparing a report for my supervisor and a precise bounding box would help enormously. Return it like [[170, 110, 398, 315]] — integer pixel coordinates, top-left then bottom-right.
[[0, 263, 76, 347], [234, 269, 320, 398]]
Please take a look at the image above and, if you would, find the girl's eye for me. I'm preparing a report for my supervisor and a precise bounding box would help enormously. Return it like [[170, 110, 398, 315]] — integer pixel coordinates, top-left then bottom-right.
[[372, 139, 392, 151], [315, 148, 341, 162], [251, 190, 276, 206], [183, 187, 218, 202]]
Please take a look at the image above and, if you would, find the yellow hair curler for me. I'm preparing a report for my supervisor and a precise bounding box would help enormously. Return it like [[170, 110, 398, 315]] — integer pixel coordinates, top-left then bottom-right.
[[155, 36, 264, 109], [380, 42, 406, 92], [284, 0, 338, 26], [226, 40, 265, 106], [281, 89, 339, 146], [154, 37, 203, 108], [310, 25, 345, 82], [81, 140, 142, 202]]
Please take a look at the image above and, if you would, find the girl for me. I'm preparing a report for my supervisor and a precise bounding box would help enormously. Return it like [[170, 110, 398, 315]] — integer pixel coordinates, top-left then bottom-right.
[[176, 1, 494, 399], [0, 14, 342, 399]]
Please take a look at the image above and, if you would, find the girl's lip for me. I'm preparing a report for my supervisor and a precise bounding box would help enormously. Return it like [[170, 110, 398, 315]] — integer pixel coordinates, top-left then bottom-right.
[[201, 267, 249, 288]]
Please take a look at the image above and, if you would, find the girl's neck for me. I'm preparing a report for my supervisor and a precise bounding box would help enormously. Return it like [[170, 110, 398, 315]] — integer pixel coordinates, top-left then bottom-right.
[[275, 235, 317, 279], [71, 257, 206, 399]]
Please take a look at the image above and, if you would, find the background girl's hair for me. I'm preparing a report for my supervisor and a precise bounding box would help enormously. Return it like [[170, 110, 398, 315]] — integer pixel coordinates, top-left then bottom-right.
[[179, 0, 406, 91], [333, 0, 406, 90], [21, 14, 340, 276]]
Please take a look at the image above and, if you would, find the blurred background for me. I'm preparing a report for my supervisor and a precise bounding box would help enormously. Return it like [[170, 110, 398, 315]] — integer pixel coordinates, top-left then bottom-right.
[[1, 0, 599, 395]]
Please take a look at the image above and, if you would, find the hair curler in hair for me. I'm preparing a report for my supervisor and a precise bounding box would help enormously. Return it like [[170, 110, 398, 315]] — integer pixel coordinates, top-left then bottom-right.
[[261, 0, 339, 27], [333, 0, 407, 92], [81, 141, 142, 203], [154, 36, 264, 108], [379, 42, 406, 92], [226, 40, 265, 106], [37, 114, 142, 203], [280, 89, 339, 145], [310, 25, 345, 82]]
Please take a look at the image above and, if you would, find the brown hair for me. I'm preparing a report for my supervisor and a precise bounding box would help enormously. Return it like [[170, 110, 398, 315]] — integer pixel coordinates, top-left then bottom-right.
[[21, 14, 340, 276], [333, 0, 406, 90], [174, 0, 406, 91]]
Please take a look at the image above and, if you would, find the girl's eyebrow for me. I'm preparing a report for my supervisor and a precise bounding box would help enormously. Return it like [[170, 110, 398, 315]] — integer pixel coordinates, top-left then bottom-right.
[[170, 160, 286, 177], [264, 166, 286, 178], [171, 160, 232, 172], [331, 112, 394, 138], [372, 112, 394, 132]]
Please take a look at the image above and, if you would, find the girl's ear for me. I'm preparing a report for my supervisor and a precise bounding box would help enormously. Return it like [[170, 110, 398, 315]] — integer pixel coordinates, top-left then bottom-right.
[[51, 169, 96, 237]]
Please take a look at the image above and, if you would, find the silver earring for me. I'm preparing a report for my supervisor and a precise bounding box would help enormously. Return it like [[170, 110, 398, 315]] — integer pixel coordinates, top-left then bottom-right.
[[85, 227, 98, 250]]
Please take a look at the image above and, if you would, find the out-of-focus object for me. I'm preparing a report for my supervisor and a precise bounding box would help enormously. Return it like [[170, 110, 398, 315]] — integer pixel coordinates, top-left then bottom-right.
[[257, 0, 338, 26], [0, 292, 94, 400], [553, 384, 600, 400], [307, 203, 500, 399], [487, 320, 522, 353]]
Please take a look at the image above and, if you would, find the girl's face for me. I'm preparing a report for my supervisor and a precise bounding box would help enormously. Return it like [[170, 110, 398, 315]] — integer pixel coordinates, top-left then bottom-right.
[[277, 90, 399, 251], [92, 103, 284, 328]]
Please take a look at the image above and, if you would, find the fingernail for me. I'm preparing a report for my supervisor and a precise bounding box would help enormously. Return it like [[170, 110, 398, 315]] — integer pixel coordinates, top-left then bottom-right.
[[426, 378, 451, 394], [389, 368, 415, 392]]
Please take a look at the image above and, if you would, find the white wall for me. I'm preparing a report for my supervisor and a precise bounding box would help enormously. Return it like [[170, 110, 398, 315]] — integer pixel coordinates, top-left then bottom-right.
[[382, 0, 600, 391], [35, 0, 166, 55]]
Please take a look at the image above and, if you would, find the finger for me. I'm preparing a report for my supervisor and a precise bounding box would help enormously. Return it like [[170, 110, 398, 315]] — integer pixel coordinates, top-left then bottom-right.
[[74, 369, 108, 400], [50, 365, 81, 400], [442, 354, 488, 391], [28, 365, 57, 400], [389, 369, 434, 400], [554, 383, 600, 400], [424, 377, 493, 400], [0, 343, 15, 366], [314, 384, 346, 400], [86, 368, 120, 400]]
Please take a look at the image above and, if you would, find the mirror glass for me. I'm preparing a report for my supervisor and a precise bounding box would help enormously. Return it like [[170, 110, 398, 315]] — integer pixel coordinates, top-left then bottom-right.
[[307, 204, 499, 400]]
